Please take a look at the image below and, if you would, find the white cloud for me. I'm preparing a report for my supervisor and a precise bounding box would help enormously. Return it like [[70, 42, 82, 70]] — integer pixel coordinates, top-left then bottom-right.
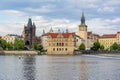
[[87, 18, 120, 35], [24, 5, 55, 13], [97, 6, 115, 12], [0, 10, 26, 17]]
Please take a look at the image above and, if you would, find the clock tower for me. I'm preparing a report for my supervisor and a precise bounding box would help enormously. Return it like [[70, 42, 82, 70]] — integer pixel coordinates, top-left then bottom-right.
[[78, 12, 87, 49]]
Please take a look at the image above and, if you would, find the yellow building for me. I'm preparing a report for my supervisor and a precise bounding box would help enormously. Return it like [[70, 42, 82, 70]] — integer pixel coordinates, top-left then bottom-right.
[[98, 34, 117, 49], [45, 32, 75, 55], [2, 34, 22, 44]]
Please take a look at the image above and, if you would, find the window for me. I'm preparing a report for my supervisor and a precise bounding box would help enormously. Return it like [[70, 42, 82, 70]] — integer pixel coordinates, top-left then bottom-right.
[[62, 43, 64, 46], [66, 48, 67, 51], [57, 43, 59, 46], [53, 48, 55, 51]]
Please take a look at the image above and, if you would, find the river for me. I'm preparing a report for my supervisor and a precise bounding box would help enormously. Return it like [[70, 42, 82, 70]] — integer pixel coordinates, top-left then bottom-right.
[[0, 54, 120, 80]]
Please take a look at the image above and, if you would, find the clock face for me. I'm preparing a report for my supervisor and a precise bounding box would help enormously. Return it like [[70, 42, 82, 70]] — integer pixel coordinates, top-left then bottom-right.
[[79, 27, 86, 31]]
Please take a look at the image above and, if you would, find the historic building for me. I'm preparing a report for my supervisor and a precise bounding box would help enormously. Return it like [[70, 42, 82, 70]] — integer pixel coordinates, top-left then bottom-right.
[[98, 34, 117, 49], [75, 35, 85, 49], [78, 12, 88, 49], [2, 34, 22, 44], [41, 30, 75, 55], [87, 32, 99, 49], [117, 32, 120, 44], [24, 18, 36, 49], [78, 12, 99, 49]]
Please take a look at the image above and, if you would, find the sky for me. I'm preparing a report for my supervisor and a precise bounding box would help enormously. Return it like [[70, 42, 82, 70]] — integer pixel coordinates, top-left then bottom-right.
[[0, 0, 120, 36]]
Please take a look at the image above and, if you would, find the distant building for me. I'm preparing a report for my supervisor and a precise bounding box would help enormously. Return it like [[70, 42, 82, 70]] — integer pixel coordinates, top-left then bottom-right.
[[78, 12, 99, 49], [2, 34, 22, 44], [78, 12, 88, 49], [87, 32, 99, 49], [117, 32, 120, 44], [75, 35, 85, 49], [98, 34, 117, 49], [41, 31, 75, 55], [24, 18, 36, 49]]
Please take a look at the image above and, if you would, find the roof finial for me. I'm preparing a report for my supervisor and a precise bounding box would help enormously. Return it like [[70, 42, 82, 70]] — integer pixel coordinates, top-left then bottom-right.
[[49, 27, 53, 33], [81, 11, 85, 25]]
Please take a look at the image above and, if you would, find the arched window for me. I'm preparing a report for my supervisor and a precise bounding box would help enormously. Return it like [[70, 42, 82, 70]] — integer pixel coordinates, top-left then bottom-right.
[[65, 48, 67, 51], [53, 48, 55, 51]]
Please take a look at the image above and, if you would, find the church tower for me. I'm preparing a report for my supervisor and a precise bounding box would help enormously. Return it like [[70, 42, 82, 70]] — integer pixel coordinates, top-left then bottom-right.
[[78, 12, 87, 48], [24, 18, 36, 49]]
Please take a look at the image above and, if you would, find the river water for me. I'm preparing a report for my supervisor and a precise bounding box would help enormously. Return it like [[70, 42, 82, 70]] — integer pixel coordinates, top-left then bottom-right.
[[0, 54, 120, 80]]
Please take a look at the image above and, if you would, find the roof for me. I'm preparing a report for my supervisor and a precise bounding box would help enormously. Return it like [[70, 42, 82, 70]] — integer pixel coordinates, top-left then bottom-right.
[[75, 35, 83, 39], [87, 32, 92, 36], [99, 34, 116, 38], [117, 32, 120, 34], [43, 32, 75, 38]]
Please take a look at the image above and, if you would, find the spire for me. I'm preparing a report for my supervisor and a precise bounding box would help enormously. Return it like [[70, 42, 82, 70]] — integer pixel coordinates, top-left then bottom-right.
[[27, 18, 33, 27], [43, 29, 45, 35], [81, 12, 85, 25], [33, 22, 36, 28], [58, 29, 60, 33], [66, 27, 68, 33], [49, 27, 53, 33]]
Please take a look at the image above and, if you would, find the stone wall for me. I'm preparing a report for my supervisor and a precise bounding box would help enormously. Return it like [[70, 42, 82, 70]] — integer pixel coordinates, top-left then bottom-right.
[[0, 50, 38, 55]]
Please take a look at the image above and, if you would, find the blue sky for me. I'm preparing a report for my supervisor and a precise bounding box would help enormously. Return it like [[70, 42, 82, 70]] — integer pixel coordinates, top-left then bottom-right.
[[0, 0, 120, 36]]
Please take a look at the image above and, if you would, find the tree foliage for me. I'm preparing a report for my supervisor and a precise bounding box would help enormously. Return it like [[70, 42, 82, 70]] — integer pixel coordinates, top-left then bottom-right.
[[91, 42, 101, 51], [110, 42, 119, 50], [79, 43, 85, 50], [0, 38, 24, 50], [33, 43, 43, 52], [13, 38, 24, 50]]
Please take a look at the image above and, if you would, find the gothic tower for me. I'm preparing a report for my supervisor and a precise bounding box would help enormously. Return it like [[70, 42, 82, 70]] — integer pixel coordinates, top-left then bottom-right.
[[78, 12, 87, 49], [24, 18, 36, 49]]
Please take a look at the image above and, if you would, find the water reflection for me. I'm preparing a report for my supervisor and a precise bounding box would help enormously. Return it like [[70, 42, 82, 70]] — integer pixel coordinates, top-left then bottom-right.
[[78, 60, 88, 80], [22, 56, 36, 80], [0, 55, 120, 80]]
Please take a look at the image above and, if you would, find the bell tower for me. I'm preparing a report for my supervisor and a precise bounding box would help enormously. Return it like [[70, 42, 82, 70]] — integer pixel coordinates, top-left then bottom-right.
[[78, 12, 87, 49]]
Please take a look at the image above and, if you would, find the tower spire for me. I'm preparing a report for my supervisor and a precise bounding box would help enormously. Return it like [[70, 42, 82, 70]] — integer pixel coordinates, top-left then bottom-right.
[[81, 12, 85, 25], [27, 18, 32, 27]]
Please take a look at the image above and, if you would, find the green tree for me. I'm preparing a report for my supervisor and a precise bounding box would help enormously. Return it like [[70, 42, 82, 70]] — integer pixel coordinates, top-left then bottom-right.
[[110, 42, 119, 50], [6, 42, 13, 50], [14, 38, 24, 50], [92, 42, 100, 51], [100, 45, 104, 50], [0, 39, 7, 50], [79, 43, 85, 50], [33, 44, 43, 51]]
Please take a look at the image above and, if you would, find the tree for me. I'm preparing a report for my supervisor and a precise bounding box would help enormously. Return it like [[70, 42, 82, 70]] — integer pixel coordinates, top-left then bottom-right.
[[79, 43, 85, 50], [0, 39, 7, 50], [13, 38, 24, 50], [92, 42, 100, 51], [33, 43, 43, 52], [6, 42, 13, 50], [110, 42, 119, 50], [100, 45, 104, 50]]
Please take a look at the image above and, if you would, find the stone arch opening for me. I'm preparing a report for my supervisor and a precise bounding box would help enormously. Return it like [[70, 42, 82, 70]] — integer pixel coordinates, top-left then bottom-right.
[[25, 41, 30, 45]]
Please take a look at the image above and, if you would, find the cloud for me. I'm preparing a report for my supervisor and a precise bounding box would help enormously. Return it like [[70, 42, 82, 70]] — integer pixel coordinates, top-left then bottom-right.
[[97, 6, 115, 13], [0, 10, 26, 17], [24, 5, 55, 13], [87, 18, 120, 35]]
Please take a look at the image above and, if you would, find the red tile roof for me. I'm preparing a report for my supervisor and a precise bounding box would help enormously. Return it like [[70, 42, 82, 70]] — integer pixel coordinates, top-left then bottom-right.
[[45, 32, 75, 38], [117, 32, 120, 34], [99, 34, 116, 38]]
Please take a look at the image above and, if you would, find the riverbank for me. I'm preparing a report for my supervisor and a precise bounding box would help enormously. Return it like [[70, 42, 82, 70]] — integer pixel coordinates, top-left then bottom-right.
[[0, 50, 38, 55]]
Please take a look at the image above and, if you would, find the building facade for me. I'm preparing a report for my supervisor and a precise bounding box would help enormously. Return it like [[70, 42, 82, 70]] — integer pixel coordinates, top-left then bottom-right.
[[24, 18, 36, 49], [98, 34, 117, 49], [42, 32, 75, 55], [2, 34, 22, 44]]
